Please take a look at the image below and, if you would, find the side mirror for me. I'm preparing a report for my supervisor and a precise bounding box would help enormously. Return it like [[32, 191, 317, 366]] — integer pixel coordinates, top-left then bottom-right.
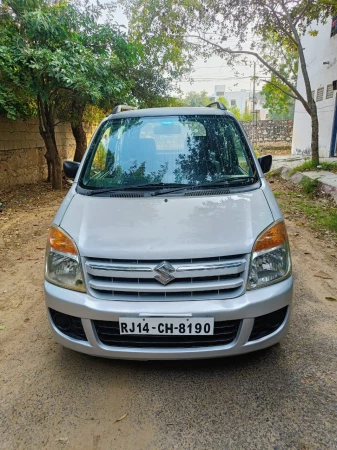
[[63, 161, 80, 180], [258, 155, 272, 174]]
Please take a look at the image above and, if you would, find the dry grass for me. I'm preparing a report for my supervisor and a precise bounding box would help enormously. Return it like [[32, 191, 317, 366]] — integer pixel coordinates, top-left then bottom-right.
[[267, 172, 337, 241]]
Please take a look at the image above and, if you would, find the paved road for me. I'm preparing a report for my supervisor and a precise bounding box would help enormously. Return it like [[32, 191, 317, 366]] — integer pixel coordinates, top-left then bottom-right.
[[1, 185, 337, 450]]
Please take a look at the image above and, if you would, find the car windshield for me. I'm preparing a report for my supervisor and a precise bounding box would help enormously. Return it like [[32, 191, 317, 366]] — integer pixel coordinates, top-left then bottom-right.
[[79, 115, 258, 190]]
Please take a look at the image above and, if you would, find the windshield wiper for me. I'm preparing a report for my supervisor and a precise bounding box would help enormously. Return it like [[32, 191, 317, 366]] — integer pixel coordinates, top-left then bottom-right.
[[196, 176, 257, 188], [84, 182, 192, 196], [152, 176, 257, 196], [84, 177, 257, 197]]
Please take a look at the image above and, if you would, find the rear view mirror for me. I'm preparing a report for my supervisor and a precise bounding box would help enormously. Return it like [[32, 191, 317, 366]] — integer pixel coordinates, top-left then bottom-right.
[[63, 161, 80, 180], [258, 155, 272, 174], [153, 124, 182, 135]]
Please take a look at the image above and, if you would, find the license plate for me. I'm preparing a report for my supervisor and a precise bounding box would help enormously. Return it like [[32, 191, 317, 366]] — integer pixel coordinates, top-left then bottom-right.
[[119, 317, 214, 335]]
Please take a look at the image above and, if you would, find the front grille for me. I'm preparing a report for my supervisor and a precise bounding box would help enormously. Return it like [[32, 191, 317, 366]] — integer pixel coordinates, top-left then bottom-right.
[[84, 255, 247, 301], [94, 319, 241, 348], [249, 307, 288, 341]]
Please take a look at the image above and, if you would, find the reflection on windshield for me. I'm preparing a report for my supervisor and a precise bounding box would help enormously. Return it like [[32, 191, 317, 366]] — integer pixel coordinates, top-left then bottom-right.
[[81, 115, 257, 189], [90, 149, 169, 187]]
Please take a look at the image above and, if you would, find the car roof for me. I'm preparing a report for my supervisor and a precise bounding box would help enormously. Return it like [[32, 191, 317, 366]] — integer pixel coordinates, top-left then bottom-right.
[[107, 107, 232, 120]]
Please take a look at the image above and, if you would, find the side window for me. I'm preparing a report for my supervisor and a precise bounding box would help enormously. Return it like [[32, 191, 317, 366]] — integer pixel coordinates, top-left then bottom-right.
[[90, 128, 110, 176], [88, 126, 120, 184], [229, 123, 251, 174]]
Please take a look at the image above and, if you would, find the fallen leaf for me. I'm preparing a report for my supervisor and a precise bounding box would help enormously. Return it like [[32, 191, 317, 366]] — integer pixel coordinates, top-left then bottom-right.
[[114, 413, 128, 423], [325, 297, 337, 302], [0, 325, 6, 330], [37, 247, 45, 250], [314, 274, 333, 280], [15, 300, 22, 308], [56, 437, 69, 446]]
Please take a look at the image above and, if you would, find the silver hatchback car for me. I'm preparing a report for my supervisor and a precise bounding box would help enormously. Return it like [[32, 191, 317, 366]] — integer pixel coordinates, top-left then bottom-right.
[[44, 103, 293, 360]]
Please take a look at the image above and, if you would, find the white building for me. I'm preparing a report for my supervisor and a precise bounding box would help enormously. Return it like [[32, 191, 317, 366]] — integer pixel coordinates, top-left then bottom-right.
[[292, 17, 337, 157], [213, 86, 268, 120]]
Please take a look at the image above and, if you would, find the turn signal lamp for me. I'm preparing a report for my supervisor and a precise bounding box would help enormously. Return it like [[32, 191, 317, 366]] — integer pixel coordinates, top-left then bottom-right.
[[253, 221, 288, 252], [48, 227, 77, 254]]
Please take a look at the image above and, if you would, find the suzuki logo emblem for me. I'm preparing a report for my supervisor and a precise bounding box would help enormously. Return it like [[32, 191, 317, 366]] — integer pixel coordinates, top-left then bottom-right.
[[154, 261, 175, 285]]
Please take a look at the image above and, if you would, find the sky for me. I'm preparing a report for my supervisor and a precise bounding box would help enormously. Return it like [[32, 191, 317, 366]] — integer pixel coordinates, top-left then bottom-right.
[[179, 55, 257, 96], [107, 3, 265, 97]]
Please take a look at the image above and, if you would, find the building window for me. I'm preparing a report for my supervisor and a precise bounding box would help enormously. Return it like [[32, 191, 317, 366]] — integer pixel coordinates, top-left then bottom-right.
[[331, 15, 337, 37], [231, 99, 237, 106], [316, 87, 324, 102], [326, 84, 334, 99]]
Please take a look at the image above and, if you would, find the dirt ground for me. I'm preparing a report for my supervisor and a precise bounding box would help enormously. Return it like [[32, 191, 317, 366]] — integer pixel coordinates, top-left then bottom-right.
[[0, 181, 337, 450]]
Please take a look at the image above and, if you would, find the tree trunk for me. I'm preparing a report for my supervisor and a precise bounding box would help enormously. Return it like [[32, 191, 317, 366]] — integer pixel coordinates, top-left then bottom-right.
[[71, 120, 87, 162], [41, 131, 62, 189], [71, 103, 87, 162], [44, 154, 52, 183], [311, 101, 319, 165], [37, 96, 62, 189]]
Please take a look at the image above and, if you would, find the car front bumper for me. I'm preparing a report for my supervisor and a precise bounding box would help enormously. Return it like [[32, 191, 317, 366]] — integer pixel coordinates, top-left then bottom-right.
[[44, 276, 293, 360]]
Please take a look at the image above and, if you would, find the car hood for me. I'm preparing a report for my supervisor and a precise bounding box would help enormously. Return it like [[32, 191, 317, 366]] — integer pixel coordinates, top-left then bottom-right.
[[60, 190, 274, 259]]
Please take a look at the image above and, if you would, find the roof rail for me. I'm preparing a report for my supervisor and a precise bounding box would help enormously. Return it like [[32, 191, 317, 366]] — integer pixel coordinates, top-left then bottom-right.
[[112, 104, 137, 114], [206, 101, 227, 111]]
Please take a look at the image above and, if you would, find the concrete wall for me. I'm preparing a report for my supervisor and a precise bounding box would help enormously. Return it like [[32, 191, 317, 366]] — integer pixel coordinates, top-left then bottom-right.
[[242, 120, 293, 147], [0, 118, 97, 189], [292, 20, 337, 157]]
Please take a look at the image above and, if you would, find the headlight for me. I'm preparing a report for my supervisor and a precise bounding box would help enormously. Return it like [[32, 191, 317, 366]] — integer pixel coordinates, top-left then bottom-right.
[[247, 221, 291, 290], [45, 226, 86, 292]]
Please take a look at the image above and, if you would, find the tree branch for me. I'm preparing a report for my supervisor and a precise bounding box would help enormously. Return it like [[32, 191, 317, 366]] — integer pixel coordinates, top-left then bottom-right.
[[37, 93, 48, 133], [294, 2, 310, 26], [54, 120, 66, 127], [37, 94, 44, 133], [260, 79, 298, 100], [278, 0, 313, 110], [263, 4, 298, 46], [186, 34, 311, 115]]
